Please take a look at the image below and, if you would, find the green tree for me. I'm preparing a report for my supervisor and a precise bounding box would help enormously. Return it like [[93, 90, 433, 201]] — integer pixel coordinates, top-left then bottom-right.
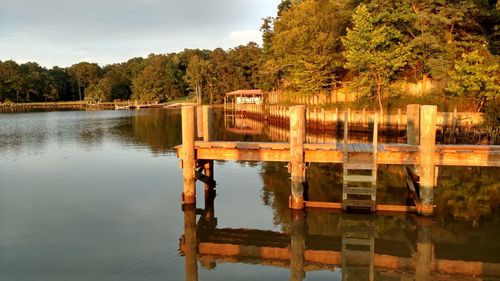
[[0, 60, 22, 102], [86, 64, 131, 102], [270, 0, 356, 93], [49, 67, 75, 101], [132, 54, 184, 102], [206, 48, 234, 104], [446, 50, 500, 111], [18, 62, 58, 102], [69, 62, 102, 100], [184, 55, 209, 104], [228, 42, 263, 89], [343, 4, 410, 111]]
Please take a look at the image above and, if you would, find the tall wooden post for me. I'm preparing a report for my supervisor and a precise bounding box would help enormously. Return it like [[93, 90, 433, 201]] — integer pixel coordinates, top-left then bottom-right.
[[182, 106, 196, 204], [202, 105, 215, 199], [335, 107, 339, 131], [362, 108, 367, 128], [183, 204, 198, 281], [202, 105, 214, 142], [196, 106, 203, 138], [407, 104, 420, 145], [397, 108, 402, 130], [419, 105, 437, 216], [290, 106, 306, 209], [290, 210, 306, 281]]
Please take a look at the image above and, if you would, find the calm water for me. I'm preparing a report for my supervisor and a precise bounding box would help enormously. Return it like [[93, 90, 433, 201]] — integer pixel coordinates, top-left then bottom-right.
[[1, 109, 499, 281]]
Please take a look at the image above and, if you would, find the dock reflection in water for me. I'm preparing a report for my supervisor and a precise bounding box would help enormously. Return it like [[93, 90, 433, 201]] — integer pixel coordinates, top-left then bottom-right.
[[180, 189, 500, 280]]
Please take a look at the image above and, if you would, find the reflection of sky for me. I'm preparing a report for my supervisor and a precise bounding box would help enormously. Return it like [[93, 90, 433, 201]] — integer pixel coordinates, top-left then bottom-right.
[[0, 140, 185, 280], [0, 110, 142, 159], [0, 110, 283, 280], [0, 0, 280, 67]]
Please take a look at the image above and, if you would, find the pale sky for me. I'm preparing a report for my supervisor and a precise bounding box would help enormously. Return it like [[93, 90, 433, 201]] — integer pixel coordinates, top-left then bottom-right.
[[0, 0, 280, 68]]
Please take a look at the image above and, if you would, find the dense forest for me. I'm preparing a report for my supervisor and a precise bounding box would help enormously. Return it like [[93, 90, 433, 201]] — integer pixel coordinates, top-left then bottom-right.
[[0, 0, 499, 112]]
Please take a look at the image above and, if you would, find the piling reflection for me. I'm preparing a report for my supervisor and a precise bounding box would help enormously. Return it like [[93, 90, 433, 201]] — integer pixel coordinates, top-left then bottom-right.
[[179, 192, 500, 280]]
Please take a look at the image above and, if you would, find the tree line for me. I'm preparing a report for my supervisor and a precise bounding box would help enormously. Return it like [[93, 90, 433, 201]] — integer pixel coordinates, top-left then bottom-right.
[[262, 0, 499, 111], [0, 0, 499, 112], [0, 44, 264, 104]]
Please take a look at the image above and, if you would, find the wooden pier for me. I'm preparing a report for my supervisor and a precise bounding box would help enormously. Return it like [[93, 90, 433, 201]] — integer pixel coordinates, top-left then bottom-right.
[[177, 104, 500, 216]]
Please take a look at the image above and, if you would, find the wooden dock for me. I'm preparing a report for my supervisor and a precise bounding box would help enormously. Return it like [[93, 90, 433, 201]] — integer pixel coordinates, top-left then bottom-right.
[[114, 101, 162, 110], [177, 104, 500, 215], [225, 103, 484, 129]]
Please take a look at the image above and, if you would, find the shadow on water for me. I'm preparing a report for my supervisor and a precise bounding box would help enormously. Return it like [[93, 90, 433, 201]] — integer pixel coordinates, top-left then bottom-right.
[[180, 187, 500, 280]]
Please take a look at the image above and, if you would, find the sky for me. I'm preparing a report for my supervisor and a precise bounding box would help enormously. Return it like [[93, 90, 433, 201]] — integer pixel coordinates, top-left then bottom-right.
[[0, 0, 280, 68]]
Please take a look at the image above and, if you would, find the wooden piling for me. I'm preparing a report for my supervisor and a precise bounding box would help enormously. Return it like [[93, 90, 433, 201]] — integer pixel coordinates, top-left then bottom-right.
[[397, 108, 402, 130], [202, 105, 215, 195], [181, 106, 196, 204], [290, 106, 306, 209], [202, 105, 214, 142], [419, 105, 437, 216], [321, 108, 325, 131], [407, 104, 420, 145], [362, 108, 367, 128], [335, 108, 339, 130], [196, 106, 203, 138]]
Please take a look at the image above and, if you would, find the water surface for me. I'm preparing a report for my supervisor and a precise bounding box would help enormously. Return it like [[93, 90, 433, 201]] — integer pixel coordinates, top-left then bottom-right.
[[1, 109, 499, 281]]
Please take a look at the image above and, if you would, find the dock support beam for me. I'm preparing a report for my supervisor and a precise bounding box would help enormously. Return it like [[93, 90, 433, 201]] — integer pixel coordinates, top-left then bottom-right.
[[290, 105, 306, 209], [182, 106, 196, 204], [407, 104, 420, 146], [419, 105, 437, 216], [202, 105, 215, 202]]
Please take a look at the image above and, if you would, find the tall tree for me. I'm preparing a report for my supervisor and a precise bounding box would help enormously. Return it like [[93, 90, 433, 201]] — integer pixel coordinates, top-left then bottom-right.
[[0, 60, 21, 102], [446, 50, 500, 111], [269, 0, 357, 94], [69, 62, 102, 100], [184, 55, 209, 104], [49, 67, 75, 101], [343, 4, 410, 111], [131, 54, 184, 102]]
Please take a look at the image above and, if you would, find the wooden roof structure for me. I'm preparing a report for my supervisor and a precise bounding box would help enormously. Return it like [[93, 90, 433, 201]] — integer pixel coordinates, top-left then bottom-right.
[[225, 89, 264, 97]]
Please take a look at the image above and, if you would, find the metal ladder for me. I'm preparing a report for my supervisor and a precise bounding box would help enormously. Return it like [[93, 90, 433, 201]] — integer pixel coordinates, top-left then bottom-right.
[[342, 111, 378, 212]]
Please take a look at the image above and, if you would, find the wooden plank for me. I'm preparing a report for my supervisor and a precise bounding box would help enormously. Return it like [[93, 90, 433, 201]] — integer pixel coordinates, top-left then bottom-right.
[[344, 175, 374, 182], [344, 238, 372, 246], [196, 147, 290, 162], [435, 144, 500, 153], [345, 187, 373, 195], [343, 199, 374, 207], [434, 151, 500, 167], [376, 205, 418, 213], [305, 201, 342, 209], [178, 143, 499, 166], [382, 144, 419, 152], [405, 166, 421, 213], [344, 162, 373, 170]]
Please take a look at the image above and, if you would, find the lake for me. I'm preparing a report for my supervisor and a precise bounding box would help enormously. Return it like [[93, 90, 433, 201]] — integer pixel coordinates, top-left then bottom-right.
[[1, 108, 499, 280]]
